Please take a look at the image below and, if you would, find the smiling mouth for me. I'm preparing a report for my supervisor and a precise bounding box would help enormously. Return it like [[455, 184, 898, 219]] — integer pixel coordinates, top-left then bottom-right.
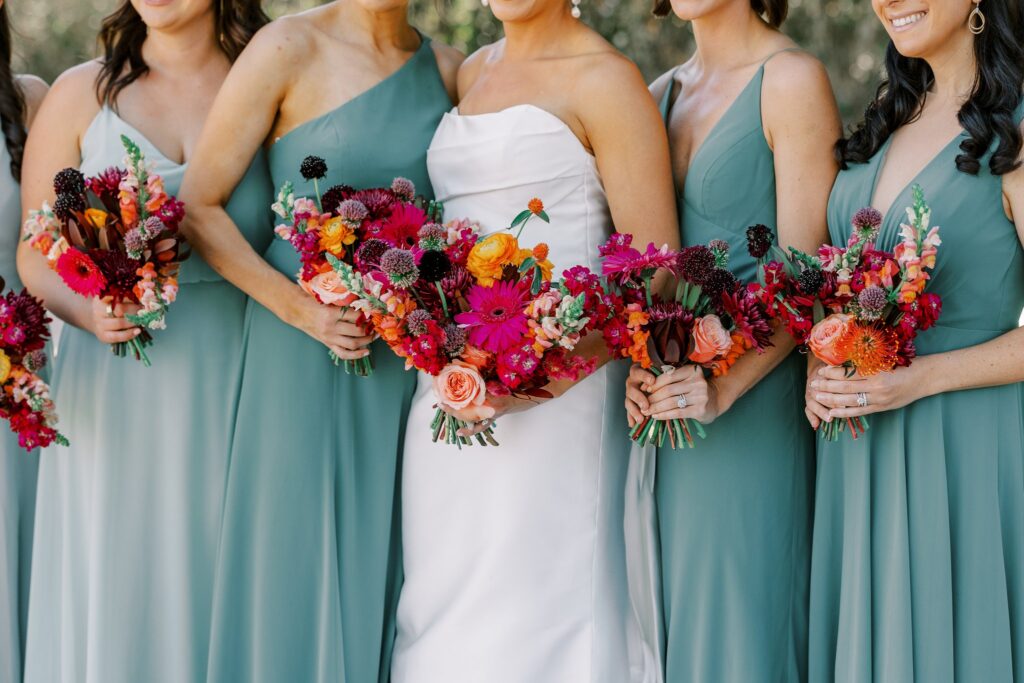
[[891, 11, 927, 28]]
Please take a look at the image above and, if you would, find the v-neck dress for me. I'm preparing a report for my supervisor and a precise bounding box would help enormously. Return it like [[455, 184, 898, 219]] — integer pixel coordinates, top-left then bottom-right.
[[205, 37, 451, 683], [0, 142, 40, 683], [652, 52, 815, 683], [24, 105, 274, 683], [808, 104, 1024, 682]]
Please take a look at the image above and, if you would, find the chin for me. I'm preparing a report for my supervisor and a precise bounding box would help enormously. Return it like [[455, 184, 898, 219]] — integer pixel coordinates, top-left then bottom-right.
[[353, 0, 409, 13], [488, 0, 547, 22], [131, 0, 210, 29], [668, 0, 722, 21]]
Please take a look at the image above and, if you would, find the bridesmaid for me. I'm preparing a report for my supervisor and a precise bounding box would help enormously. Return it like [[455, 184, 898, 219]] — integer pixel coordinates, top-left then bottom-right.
[[625, 0, 840, 680], [177, 2, 461, 681], [806, 0, 1024, 681], [0, 4, 47, 681], [15, 2, 271, 681]]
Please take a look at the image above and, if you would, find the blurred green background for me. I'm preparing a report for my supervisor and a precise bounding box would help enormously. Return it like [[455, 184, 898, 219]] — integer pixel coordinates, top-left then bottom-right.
[[10, 0, 888, 123]]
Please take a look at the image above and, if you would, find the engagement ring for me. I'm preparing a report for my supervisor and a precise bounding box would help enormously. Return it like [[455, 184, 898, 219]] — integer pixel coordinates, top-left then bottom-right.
[[676, 395, 688, 409], [857, 392, 869, 408]]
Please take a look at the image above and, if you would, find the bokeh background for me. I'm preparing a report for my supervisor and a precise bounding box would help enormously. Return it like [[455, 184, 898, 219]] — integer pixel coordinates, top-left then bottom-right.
[[11, 0, 888, 123]]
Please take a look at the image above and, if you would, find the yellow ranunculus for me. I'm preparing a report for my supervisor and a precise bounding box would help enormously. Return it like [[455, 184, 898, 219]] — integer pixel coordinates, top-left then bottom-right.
[[85, 208, 109, 230], [0, 350, 11, 384], [318, 216, 356, 257], [467, 233, 520, 285]]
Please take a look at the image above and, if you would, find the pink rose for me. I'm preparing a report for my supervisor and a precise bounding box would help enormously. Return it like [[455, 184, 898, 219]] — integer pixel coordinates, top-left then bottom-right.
[[688, 314, 733, 364], [301, 270, 356, 306], [808, 313, 851, 366], [434, 361, 493, 421]]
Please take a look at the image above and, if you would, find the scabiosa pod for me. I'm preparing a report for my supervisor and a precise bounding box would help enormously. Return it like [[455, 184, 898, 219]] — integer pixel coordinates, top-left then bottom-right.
[[745, 224, 774, 261]]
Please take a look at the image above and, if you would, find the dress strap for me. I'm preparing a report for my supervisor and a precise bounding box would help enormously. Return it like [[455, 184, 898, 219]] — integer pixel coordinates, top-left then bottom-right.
[[659, 66, 683, 122]]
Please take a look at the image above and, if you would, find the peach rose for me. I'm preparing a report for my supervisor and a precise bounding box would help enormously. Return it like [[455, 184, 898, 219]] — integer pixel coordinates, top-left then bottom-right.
[[808, 313, 851, 366], [467, 233, 520, 285], [300, 270, 357, 306], [434, 361, 493, 421], [688, 314, 733, 364]]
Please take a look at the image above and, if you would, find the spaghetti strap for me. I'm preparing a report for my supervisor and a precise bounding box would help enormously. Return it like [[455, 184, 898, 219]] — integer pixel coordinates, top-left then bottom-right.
[[659, 65, 683, 121]]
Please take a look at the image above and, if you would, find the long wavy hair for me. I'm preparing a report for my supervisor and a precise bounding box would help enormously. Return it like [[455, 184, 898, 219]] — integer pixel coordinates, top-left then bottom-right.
[[0, 3, 27, 180], [653, 0, 788, 27], [96, 0, 270, 107], [838, 0, 1024, 176]]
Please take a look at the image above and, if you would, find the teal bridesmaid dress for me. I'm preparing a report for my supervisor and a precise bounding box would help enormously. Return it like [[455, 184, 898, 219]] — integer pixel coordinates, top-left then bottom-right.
[[809, 105, 1024, 682], [0, 143, 39, 683], [653, 52, 814, 682], [206, 36, 450, 683], [24, 106, 274, 683]]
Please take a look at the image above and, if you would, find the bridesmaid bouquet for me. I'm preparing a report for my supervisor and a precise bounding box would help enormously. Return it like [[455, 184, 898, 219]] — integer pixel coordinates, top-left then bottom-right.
[[0, 278, 66, 450], [748, 185, 943, 440], [601, 235, 774, 449], [272, 156, 432, 376], [22, 135, 188, 367], [334, 199, 615, 448]]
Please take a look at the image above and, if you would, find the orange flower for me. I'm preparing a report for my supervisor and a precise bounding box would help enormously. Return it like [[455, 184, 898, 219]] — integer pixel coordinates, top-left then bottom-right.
[[709, 333, 750, 377], [627, 329, 651, 368], [835, 321, 898, 376], [318, 216, 356, 257], [514, 248, 553, 281], [467, 233, 520, 285], [528, 198, 544, 215], [372, 313, 404, 343], [532, 243, 549, 261], [434, 361, 491, 419], [84, 208, 108, 231], [689, 314, 733, 364], [808, 313, 851, 366]]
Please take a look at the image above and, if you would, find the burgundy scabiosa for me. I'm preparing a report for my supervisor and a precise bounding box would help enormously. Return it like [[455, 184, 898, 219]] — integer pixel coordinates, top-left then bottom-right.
[[745, 224, 774, 260], [797, 268, 825, 295], [299, 155, 328, 181], [379, 248, 419, 288], [419, 250, 452, 283], [702, 267, 739, 300], [321, 185, 355, 214], [675, 245, 716, 284], [355, 238, 390, 271], [455, 280, 531, 354]]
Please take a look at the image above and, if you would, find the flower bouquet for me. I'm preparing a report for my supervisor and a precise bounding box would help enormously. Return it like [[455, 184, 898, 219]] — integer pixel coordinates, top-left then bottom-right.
[[0, 277, 66, 450], [272, 156, 435, 376], [22, 135, 187, 366], [333, 199, 617, 448], [602, 235, 774, 449], [749, 185, 942, 440]]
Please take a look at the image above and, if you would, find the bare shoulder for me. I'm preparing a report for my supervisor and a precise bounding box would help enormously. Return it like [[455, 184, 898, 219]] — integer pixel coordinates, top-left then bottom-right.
[[15, 74, 49, 127], [456, 41, 499, 99], [42, 60, 104, 130], [429, 40, 465, 103], [761, 49, 834, 109], [573, 48, 651, 107], [238, 14, 315, 70]]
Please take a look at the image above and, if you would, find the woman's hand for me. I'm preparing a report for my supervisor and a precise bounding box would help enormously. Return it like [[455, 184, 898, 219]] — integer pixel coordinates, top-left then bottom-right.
[[286, 292, 374, 360], [625, 364, 717, 426], [809, 362, 927, 421], [88, 298, 142, 345], [804, 356, 831, 429], [625, 364, 656, 428], [449, 393, 540, 437]]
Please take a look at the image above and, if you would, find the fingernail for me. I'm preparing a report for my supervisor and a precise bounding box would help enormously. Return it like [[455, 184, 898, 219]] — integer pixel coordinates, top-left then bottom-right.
[[816, 394, 824, 401]]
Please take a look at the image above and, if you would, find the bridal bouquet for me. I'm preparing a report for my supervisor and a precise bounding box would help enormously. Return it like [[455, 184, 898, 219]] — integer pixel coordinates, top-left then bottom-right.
[[334, 199, 616, 448], [272, 156, 432, 376], [602, 235, 774, 449], [748, 185, 942, 440], [0, 278, 66, 450], [22, 135, 188, 366]]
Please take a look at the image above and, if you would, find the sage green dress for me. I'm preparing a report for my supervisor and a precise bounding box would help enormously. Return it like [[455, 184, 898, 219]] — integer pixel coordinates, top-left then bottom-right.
[[0, 143, 39, 683], [206, 37, 450, 683], [809, 105, 1024, 682], [653, 53, 815, 682], [24, 106, 274, 683]]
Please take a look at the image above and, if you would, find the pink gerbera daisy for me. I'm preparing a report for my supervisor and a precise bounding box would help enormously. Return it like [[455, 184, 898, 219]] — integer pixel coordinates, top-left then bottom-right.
[[55, 247, 107, 298], [367, 202, 428, 248], [455, 280, 530, 353], [601, 242, 679, 283]]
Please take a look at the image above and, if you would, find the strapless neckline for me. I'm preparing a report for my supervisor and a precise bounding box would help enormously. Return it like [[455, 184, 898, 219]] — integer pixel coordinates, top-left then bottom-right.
[[444, 104, 596, 161]]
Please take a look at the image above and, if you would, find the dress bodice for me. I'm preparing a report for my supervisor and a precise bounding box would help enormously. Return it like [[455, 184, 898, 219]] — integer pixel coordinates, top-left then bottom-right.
[[265, 35, 451, 277], [0, 145, 21, 290], [81, 106, 274, 284], [827, 104, 1024, 354], [660, 56, 788, 283], [427, 104, 612, 273]]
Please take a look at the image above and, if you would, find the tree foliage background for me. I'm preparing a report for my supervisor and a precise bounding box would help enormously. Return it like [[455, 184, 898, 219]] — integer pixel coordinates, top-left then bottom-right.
[[11, 0, 888, 123]]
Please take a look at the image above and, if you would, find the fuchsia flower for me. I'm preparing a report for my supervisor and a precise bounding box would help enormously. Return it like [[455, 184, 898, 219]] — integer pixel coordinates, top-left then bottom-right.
[[601, 242, 678, 283], [55, 248, 107, 297], [455, 280, 531, 354]]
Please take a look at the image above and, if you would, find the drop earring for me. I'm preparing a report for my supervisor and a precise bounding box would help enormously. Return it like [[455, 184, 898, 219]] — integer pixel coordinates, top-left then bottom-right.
[[571, 0, 581, 18], [482, 0, 489, 7], [968, 2, 985, 34]]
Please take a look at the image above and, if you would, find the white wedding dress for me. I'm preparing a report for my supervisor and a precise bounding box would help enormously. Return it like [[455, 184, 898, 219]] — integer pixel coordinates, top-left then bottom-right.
[[392, 105, 647, 683]]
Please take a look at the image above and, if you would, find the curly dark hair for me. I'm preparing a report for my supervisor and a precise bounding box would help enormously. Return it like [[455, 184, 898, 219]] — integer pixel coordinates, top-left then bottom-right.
[[653, 0, 788, 27], [0, 3, 27, 180], [838, 0, 1024, 177], [96, 0, 270, 107]]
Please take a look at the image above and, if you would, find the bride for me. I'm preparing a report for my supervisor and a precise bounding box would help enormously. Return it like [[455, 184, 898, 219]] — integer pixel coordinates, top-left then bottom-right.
[[391, 0, 680, 681]]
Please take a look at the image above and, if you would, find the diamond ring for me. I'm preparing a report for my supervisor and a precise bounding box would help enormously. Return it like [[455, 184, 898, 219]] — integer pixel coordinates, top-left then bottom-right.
[[857, 392, 869, 408], [676, 395, 688, 409]]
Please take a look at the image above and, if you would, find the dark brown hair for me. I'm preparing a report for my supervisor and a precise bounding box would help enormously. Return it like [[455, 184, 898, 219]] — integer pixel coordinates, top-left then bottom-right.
[[0, 3, 27, 180], [653, 0, 788, 27], [96, 0, 270, 107]]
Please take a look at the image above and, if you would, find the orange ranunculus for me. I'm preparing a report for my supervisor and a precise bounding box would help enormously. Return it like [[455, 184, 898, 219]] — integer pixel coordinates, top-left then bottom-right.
[[373, 313, 403, 343], [808, 313, 851, 366], [434, 360, 490, 416], [299, 270, 356, 306], [318, 216, 356, 257], [467, 233, 520, 285], [689, 314, 733, 364], [532, 243, 549, 261], [84, 208, 108, 231], [708, 333, 750, 377]]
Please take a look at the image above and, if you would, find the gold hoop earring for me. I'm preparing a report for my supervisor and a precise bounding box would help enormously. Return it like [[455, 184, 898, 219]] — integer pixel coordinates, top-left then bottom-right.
[[969, 4, 986, 35]]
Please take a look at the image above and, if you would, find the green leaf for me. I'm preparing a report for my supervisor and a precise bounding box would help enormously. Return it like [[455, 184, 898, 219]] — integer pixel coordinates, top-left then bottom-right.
[[517, 256, 536, 273], [532, 267, 543, 295], [509, 210, 532, 228], [537, 210, 550, 223]]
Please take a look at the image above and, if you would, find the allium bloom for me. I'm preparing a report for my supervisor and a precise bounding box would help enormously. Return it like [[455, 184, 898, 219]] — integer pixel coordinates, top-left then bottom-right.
[[391, 177, 416, 201], [338, 199, 369, 226], [858, 286, 888, 319], [443, 323, 467, 356], [455, 280, 531, 353], [55, 248, 107, 297], [300, 155, 328, 180], [418, 223, 448, 251], [852, 206, 883, 241], [836, 321, 898, 376], [745, 224, 774, 259], [379, 248, 419, 288], [405, 309, 434, 336]]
